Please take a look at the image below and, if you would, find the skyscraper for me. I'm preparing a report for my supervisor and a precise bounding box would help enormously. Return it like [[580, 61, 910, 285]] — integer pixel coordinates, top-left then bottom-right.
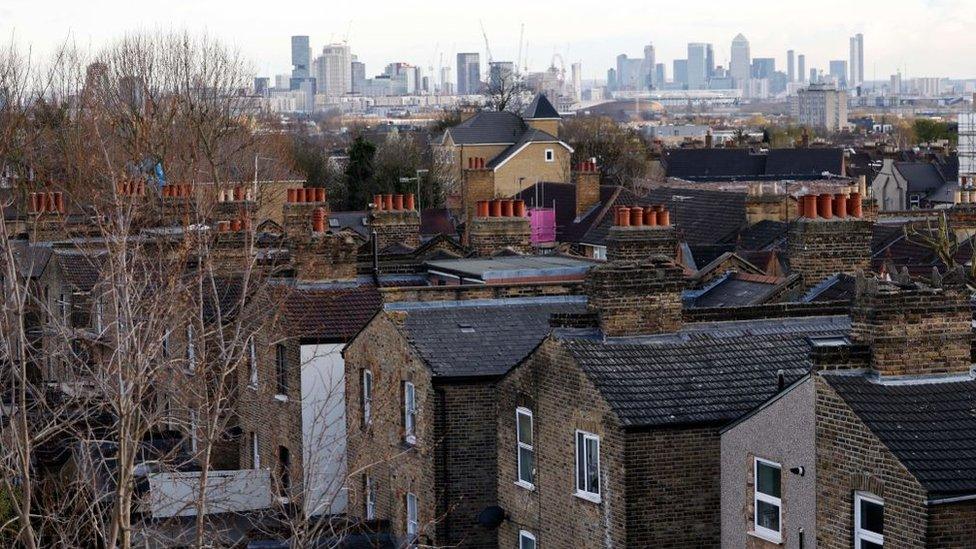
[[351, 60, 366, 94], [291, 35, 311, 81], [456, 53, 480, 95], [673, 59, 688, 88], [849, 33, 864, 88], [751, 58, 775, 79], [643, 44, 656, 89], [705, 44, 715, 79], [730, 34, 751, 87], [829, 60, 849, 88], [798, 54, 806, 83], [489, 62, 515, 89], [315, 43, 352, 97], [787, 50, 796, 82], [655, 63, 666, 87], [687, 43, 708, 89]]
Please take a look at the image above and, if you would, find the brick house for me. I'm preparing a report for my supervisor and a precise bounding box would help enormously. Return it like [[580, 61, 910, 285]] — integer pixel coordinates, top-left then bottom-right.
[[493, 220, 851, 548], [721, 273, 976, 548], [436, 94, 573, 212], [343, 293, 587, 547]]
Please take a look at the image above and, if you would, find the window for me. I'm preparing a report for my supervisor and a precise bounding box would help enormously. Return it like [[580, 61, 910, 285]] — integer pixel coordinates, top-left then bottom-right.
[[277, 446, 291, 499], [364, 475, 376, 520], [58, 293, 68, 325], [753, 458, 782, 542], [544, 148, 554, 162], [275, 344, 287, 398], [186, 324, 196, 373], [405, 492, 418, 545], [516, 407, 534, 487], [854, 492, 884, 549], [247, 337, 257, 388], [404, 381, 417, 445], [519, 530, 537, 549], [251, 432, 261, 469], [362, 370, 373, 427], [161, 330, 170, 359], [575, 431, 600, 501]]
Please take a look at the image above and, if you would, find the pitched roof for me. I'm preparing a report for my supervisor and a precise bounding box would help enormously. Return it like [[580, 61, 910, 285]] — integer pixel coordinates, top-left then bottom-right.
[[392, 296, 587, 379], [664, 148, 845, 181], [419, 208, 457, 238], [895, 162, 946, 193], [560, 315, 850, 427], [765, 149, 844, 178], [642, 187, 747, 245], [513, 183, 621, 244], [825, 374, 976, 499], [10, 241, 53, 279], [523, 94, 561, 119], [486, 128, 567, 169], [686, 272, 786, 308], [55, 251, 105, 292], [734, 220, 788, 251], [445, 111, 526, 145], [277, 283, 382, 341]]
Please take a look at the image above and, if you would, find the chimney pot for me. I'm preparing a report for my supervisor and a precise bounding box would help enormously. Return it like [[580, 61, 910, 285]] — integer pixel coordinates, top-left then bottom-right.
[[383, 194, 394, 210], [834, 193, 848, 218], [849, 192, 863, 218], [513, 199, 526, 217], [312, 207, 326, 233], [55, 192, 64, 213], [490, 199, 502, 217], [477, 200, 489, 217], [500, 199, 513, 217], [373, 194, 383, 210], [658, 209, 670, 226], [644, 208, 658, 226], [315, 188, 326, 202], [618, 207, 631, 227], [630, 207, 644, 226], [234, 186, 244, 201], [231, 219, 242, 231], [29, 192, 38, 213], [405, 193, 415, 211], [393, 194, 404, 211], [817, 193, 833, 219]]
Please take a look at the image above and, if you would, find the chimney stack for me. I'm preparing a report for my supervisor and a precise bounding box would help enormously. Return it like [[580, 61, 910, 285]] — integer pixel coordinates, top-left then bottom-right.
[[573, 160, 601, 219], [468, 198, 531, 256], [460, 157, 494, 225], [850, 273, 972, 377], [368, 193, 421, 251], [283, 187, 329, 237], [605, 204, 677, 262], [585, 253, 684, 337], [788, 192, 873, 291]]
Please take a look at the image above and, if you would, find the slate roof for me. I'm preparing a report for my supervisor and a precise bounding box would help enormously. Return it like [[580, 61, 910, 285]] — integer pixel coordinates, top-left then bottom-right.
[[663, 148, 844, 181], [278, 283, 382, 341], [734, 220, 788, 251], [55, 251, 105, 292], [10, 241, 53, 279], [895, 162, 945, 194], [802, 273, 857, 303], [825, 374, 976, 499], [686, 272, 785, 308], [445, 111, 526, 145], [419, 208, 457, 238], [523, 94, 561, 119], [392, 296, 587, 379], [559, 316, 850, 427], [486, 128, 565, 169], [514, 183, 621, 244]]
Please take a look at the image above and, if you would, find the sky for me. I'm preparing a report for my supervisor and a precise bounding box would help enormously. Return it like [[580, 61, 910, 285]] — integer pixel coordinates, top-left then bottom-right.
[[2, 0, 975, 82]]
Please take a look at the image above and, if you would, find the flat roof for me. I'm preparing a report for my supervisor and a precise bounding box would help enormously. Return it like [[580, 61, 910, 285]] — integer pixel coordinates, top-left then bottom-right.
[[424, 255, 598, 281]]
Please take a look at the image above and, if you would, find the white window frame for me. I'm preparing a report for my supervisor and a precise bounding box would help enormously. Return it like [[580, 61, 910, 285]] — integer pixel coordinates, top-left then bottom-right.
[[94, 296, 104, 333], [753, 457, 783, 543], [574, 430, 601, 502], [251, 432, 261, 469], [544, 148, 554, 162], [404, 381, 417, 445], [405, 492, 419, 544], [515, 407, 534, 488], [362, 370, 373, 426], [247, 337, 258, 388], [854, 492, 884, 549], [365, 475, 376, 520], [58, 293, 69, 325], [519, 530, 537, 549]]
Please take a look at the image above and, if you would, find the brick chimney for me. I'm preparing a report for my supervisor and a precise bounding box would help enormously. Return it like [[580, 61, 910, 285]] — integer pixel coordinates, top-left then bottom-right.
[[282, 187, 329, 237], [605, 205, 678, 261], [850, 273, 972, 377], [290, 206, 359, 281], [585, 208, 685, 337], [745, 182, 796, 224], [368, 193, 420, 250], [211, 218, 254, 274], [573, 160, 600, 219], [787, 192, 872, 291], [468, 198, 531, 256], [27, 191, 67, 242], [460, 157, 494, 224], [160, 183, 198, 226], [214, 184, 257, 223]]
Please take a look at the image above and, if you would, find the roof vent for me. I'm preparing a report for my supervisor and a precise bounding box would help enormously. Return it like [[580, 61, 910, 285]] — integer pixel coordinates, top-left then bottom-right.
[[458, 323, 475, 333]]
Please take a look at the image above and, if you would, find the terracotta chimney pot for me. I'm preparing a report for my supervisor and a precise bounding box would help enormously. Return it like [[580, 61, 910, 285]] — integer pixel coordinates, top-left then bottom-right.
[[501, 199, 514, 217], [312, 207, 326, 233], [618, 207, 631, 226], [834, 193, 848, 218], [393, 194, 404, 211], [490, 199, 502, 217], [630, 206, 644, 226], [817, 193, 833, 219], [849, 192, 863, 218], [645, 208, 658, 226], [658, 209, 670, 226], [405, 193, 415, 211], [513, 199, 526, 217]]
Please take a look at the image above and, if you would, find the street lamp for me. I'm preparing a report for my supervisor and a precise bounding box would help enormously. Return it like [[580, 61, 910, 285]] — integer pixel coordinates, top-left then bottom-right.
[[399, 169, 430, 210]]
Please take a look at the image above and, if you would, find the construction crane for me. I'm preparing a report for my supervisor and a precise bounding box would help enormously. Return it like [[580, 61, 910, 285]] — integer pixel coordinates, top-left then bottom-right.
[[480, 20, 494, 65], [343, 20, 353, 44], [516, 23, 525, 75]]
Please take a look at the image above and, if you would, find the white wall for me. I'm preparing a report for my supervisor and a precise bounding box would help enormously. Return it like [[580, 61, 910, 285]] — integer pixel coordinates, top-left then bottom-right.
[[300, 343, 348, 517], [147, 469, 271, 518]]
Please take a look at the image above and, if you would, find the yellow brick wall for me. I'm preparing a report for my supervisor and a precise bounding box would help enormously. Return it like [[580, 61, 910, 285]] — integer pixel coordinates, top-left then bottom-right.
[[493, 143, 571, 197]]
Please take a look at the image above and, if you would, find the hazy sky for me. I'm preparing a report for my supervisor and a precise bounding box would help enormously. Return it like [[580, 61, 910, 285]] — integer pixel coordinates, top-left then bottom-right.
[[2, 0, 975, 81]]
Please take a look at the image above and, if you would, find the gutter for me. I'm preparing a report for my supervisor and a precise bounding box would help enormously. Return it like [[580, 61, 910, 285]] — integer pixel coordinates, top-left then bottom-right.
[[927, 493, 976, 505]]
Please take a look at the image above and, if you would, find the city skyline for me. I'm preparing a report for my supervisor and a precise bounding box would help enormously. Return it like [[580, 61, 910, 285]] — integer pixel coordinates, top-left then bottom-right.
[[2, 0, 975, 81]]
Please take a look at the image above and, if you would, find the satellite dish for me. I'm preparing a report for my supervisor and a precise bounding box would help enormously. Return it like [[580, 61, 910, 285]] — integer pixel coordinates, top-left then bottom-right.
[[477, 505, 507, 529]]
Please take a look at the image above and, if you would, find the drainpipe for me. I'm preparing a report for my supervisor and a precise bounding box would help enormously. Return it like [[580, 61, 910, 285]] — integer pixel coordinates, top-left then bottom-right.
[[371, 229, 379, 285]]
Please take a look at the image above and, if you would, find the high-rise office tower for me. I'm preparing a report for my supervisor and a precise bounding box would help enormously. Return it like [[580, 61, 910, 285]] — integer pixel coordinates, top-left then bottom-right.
[[687, 43, 708, 89], [607, 68, 617, 91], [253, 77, 270, 97], [489, 61, 515, 89], [810, 68, 819, 84], [291, 35, 311, 84], [571, 62, 582, 102], [706, 44, 715, 79], [351, 60, 366, 94], [730, 34, 751, 87], [673, 59, 689, 88], [655, 63, 666, 87], [439, 66, 453, 95], [787, 50, 796, 82], [643, 44, 656, 89], [849, 33, 864, 88], [456, 53, 481, 95], [798, 54, 806, 83], [829, 60, 849, 88], [751, 58, 775, 79], [889, 72, 902, 95], [315, 43, 352, 97]]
